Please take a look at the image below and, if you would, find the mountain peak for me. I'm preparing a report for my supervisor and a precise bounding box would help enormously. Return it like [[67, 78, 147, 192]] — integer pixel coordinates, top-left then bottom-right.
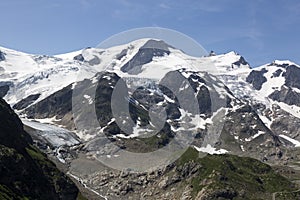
[[140, 39, 173, 51], [269, 60, 299, 68]]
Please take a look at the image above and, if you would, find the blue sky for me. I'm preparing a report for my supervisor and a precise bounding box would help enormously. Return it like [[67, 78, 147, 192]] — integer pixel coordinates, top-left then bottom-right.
[[1, 0, 299, 67]]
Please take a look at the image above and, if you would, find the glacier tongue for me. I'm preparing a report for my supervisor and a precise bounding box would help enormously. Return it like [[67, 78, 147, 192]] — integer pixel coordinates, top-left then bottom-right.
[[22, 119, 80, 147]]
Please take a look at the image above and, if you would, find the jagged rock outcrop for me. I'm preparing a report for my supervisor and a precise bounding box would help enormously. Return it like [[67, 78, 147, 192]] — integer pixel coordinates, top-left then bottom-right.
[[13, 94, 41, 110], [246, 68, 267, 90], [0, 51, 5, 61], [121, 40, 171, 74]]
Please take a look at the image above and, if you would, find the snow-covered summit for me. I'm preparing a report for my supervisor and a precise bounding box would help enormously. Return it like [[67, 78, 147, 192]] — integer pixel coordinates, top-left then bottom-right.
[[0, 46, 96, 106], [0, 38, 259, 109]]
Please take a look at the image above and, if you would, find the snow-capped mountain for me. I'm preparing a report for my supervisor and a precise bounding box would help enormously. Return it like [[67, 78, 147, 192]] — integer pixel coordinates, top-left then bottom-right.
[[0, 38, 248, 109], [247, 60, 300, 112], [3, 38, 300, 198], [1, 38, 300, 163], [0, 46, 97, 107], [244, 61, 300, 144]]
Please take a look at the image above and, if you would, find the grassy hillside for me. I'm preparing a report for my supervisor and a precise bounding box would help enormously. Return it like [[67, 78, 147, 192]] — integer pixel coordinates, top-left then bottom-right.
[[173, 147, 299, 199]]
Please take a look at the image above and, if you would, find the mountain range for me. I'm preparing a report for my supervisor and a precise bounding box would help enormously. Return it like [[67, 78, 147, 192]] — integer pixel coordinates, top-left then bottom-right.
[[1, 39, 300, 199]]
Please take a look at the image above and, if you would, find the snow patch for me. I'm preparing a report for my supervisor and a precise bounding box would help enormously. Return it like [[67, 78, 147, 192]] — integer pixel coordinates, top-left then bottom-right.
[[279, 135, 300, 147], [245, 131, 265, 142], [83, 94, 93, 105], [194, 144, 228, 154]]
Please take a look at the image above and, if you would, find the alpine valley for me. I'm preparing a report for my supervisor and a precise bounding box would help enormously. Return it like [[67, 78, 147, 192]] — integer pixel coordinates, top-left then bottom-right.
[[1, 39, 300, 199]]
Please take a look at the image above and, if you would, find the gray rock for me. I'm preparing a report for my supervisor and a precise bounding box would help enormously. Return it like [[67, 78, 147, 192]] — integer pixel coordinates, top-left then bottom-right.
[[283, 64, 300, 89], [246, 68, 268, 90], [272, 69, 283, 78], [0, 85, 9, 98], [232, 56, 249, 67], [269, 86, 300, 106], [13, 93, 40, 110], [73, 54, 84, 61], [121, 40, 171, 74], [0, 51, 5, 61]]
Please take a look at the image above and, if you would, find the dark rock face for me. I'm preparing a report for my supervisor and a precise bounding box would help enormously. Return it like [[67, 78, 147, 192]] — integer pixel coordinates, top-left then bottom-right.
[[196, 85, 212, 114], [0, 98, 79, 199], [13, 93, 40, 110], [24, 85, 72, 119], [131, 87, 162, 124], [246, 68, 268, 90], [157, 85, 181, 119], [219, 104, 283, 161], [121, 40, 171, 74], [283, 65, 300, 89], [0, 98, 32, 150], [246, 64, 300, 106], [272, 69, 282, 78], [0, 82, 12, 98], [95, 72, 121, 127], [268, 104, 300, 141], [116, 49, 128, 60], [73, 54, 84, 62], [232, 56, 249, 67], [0, 51, 5, 61], [269, 86, 300, 107], [159, 70, 204, 115], [0, 85, 9, 98]]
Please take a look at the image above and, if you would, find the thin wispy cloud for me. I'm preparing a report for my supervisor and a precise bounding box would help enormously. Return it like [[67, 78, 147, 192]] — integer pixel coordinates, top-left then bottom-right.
[[159, 3, 171, 9]]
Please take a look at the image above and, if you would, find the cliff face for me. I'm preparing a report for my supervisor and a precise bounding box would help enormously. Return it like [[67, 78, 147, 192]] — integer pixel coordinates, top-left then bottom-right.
[[0, 98, 79, 200]]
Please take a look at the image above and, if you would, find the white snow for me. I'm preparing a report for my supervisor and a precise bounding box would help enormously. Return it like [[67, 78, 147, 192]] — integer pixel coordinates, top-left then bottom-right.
[[83, 94, 93, 104], [258, 114, 272, 129], [240, 145, 245, 152], [0, 39, 250, 109], [273, 60, 297, 66], [257, 66, 286, 98], [163, 94, 175, 103], [245, 130, 265, 142], [279, 134, 300, 147], [73, 129, 96, 141], [194, 144, 228, 154], [1, 46, 96, 106], [54, 49, 83, 60], [31, 116, 60, 124], [276, 102, 300, 119], [56, 146, 66, 163], [292, 87, 300, 93], [102, 75, 111, 80], [116, 128, 148, 138], [253, 131, 265, 139], [177, 108, 210, 130]]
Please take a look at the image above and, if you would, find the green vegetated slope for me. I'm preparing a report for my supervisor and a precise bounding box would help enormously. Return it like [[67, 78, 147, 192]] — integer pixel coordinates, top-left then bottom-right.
[[173, 147, 299, 199], [0, 98, 81, 200]]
